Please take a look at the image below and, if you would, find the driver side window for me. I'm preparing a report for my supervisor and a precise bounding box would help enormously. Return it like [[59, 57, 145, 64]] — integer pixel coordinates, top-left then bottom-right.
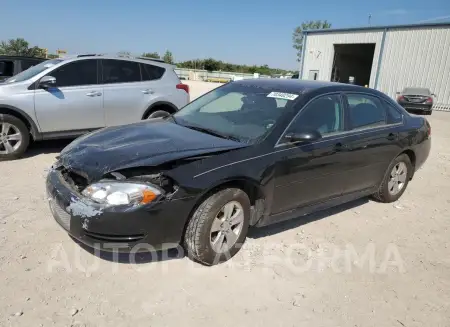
[[286, 94, 344, 136]]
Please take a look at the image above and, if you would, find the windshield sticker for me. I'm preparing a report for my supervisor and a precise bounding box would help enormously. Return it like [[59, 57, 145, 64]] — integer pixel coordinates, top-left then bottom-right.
[[267, 92, 299, 101]]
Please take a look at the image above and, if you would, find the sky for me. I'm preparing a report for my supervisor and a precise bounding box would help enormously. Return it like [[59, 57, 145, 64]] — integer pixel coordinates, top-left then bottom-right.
[[1, 0, 449, 70]]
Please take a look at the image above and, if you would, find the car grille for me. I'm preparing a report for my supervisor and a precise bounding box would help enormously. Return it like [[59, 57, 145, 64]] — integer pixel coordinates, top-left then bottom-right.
[[49, 199, 71, 231]]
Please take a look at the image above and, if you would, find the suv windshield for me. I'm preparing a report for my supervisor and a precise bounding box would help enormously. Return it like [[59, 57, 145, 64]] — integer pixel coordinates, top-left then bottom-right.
[[173, 83, 296, 143], [4, 59, 63, 83]]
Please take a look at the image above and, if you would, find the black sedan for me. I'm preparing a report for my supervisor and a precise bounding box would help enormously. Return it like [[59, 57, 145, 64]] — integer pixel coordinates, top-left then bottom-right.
[[46, 79, 431, 265], [397, 87, 435, 115]]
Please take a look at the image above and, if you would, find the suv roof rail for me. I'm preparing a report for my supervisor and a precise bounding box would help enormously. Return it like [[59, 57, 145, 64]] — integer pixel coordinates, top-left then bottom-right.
[[136, 56, 166, 63], [74, 53, 167, 64]]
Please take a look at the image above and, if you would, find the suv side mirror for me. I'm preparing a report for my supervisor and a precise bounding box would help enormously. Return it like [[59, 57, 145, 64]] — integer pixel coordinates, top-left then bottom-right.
[[39, 75, 56, 88], [284, 130, 322, 144]]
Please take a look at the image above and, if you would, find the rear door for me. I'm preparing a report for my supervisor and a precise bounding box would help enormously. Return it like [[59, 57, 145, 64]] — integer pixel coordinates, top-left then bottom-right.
[[101, 59, 157, 126], [34, 59, 104, 133], [341, 93, 404, 194]]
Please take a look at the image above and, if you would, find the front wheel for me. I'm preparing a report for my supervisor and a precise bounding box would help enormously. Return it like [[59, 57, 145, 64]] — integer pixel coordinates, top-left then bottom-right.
[[184, 188, 250, 265], [372, 154, 412, 203], [0, 114, 30, 161]]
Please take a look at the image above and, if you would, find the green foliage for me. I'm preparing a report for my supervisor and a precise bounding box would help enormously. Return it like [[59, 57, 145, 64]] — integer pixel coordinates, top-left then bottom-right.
[[142, 52, 160, 59], [47, 54, 59, 59], [162, 50, 174, 64], [177, 58, 290, 75], [293, 20, 331, 62], [0, 38, 46, 58]]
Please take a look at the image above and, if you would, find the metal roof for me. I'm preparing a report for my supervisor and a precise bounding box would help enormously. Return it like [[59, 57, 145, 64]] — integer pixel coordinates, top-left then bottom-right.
[[304, 21, 450, 34]]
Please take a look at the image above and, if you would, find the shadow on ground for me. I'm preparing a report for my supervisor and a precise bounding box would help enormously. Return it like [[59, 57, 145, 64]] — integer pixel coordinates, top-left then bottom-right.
[[73, 197, 369, 264], [248, 197, 369, 239], [24, 139, 73, 159]]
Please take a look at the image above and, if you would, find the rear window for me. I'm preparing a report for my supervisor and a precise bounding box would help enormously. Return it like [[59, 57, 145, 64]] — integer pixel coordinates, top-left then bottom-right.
[[101, 59, 141, 84], [402, 88, 431, 96], [141, 63, 165, 80], [0, 60, 14, 77]]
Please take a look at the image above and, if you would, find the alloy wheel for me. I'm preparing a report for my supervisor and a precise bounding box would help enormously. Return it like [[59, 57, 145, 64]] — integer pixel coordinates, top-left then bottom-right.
[[388, 162, 407, 195], [0, 122, 22, 155], [210, 201, 245, 253]]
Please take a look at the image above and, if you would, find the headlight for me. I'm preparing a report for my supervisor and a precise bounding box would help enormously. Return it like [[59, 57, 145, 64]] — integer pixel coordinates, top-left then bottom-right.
[[82, 182, 161, 206]]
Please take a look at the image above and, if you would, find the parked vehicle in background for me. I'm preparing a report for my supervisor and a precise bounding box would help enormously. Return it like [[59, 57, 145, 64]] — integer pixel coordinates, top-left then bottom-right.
[[0, 56, 46, 82], [291, 72, 299, 79], [0, 54, 189, 160], [397, 87, 435, 115], [46, 79, 431, 266]]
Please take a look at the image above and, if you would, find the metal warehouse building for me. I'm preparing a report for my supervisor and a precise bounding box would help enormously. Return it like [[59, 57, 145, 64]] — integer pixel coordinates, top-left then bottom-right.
[[300, 22, 450, 111]]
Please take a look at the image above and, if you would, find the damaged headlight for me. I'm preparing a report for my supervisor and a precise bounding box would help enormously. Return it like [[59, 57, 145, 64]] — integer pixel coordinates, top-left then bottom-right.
[[82, 182, 161, 206]]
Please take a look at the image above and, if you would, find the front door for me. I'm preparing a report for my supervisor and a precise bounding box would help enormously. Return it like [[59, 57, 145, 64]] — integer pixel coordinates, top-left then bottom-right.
[[271, 94, 350, 214], [34, 59, 104, 133]]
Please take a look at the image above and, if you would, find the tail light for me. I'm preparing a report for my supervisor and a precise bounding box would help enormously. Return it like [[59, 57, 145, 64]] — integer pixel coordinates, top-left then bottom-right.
[[425, 97, 433, 103], [176, 83, 189, 94], [397, 95, 404, 102]]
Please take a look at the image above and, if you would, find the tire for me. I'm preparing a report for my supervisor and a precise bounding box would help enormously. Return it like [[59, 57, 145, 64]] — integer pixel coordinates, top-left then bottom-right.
[[146, 110, 170, 119], [427, 111, 432, 116], [184, 188, 250, 266], [0, 114, 30, 161], [372, 154, 412, 203]]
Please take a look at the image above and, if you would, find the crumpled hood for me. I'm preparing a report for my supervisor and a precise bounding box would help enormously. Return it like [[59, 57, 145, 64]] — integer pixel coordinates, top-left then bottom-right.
[[58, 119, 246, 182]]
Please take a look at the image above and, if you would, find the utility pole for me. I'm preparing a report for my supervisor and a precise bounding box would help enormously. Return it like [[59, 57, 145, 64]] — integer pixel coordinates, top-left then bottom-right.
[[368, 14, 372, 26]]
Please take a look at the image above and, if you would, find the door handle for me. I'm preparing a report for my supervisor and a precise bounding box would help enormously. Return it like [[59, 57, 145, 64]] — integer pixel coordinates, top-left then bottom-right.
[[142, 89, 154, 94], [387, 133, 397, 141], [86, 91, 101, 97]]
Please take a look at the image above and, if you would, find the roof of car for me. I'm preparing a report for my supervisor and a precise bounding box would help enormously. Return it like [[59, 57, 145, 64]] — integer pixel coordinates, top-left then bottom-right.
[[234, 78, 371, 95]]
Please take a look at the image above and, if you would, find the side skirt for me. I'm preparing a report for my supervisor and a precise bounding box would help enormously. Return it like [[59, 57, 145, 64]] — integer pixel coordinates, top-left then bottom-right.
[[255, 187, 376, 227]]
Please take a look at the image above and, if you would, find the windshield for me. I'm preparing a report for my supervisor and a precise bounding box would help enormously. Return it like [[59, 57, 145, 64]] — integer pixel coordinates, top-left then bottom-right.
[[4, 59, 63, 83], [402, 87, 431, 96], [173, 83, 297, 143]]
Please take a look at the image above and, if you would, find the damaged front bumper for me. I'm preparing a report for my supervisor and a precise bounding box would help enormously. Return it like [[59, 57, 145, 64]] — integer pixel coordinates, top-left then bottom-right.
[[46, 168, 195, 252]]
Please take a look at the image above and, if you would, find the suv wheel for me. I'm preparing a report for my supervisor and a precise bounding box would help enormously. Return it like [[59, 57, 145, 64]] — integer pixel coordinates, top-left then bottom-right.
[[0, 114, 30, 160], [184, 188, 250, 265]]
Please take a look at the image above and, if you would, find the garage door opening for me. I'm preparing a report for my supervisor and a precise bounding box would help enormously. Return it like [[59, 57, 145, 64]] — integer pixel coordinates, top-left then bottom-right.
[[331, 43, 375, 86]]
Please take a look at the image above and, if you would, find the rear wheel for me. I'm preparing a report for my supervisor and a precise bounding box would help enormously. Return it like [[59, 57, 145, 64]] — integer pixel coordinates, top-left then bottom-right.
[[372, 154, 412, 203], [0, 114, 30, 161], [184, 188, 250, 265]]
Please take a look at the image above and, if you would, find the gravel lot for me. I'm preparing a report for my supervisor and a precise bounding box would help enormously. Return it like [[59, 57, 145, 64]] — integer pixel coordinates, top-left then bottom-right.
[[0, 81, 449, 327]]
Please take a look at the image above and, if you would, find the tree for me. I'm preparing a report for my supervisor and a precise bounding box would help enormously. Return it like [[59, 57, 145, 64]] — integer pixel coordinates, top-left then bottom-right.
[[292, 20, 331, 62], [142, 52, 160, 59], [0, 38, 46, 57], [47, 54, 59, 59], [162, 50, 174, 64]]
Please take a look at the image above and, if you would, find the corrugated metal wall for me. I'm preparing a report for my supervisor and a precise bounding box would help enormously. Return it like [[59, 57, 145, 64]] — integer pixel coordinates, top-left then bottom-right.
[[302, 31, 383, 87], [377, 26, 450, 111], [302, 26, 450, 111]]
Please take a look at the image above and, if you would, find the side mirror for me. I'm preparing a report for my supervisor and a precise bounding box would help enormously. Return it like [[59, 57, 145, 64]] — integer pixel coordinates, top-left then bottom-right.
[[284, 130, 322, 144], [432, 93, 436, 97], [396, 91, 401, 95], [39, 75, 56, 88]]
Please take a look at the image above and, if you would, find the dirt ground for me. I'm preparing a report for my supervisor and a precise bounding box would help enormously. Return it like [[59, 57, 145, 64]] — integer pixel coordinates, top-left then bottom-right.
[[0, 81, 449, 327]]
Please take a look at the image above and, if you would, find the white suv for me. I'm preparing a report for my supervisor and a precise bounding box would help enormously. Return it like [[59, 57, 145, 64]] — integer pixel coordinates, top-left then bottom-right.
[[0, 54, 189, 160]]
